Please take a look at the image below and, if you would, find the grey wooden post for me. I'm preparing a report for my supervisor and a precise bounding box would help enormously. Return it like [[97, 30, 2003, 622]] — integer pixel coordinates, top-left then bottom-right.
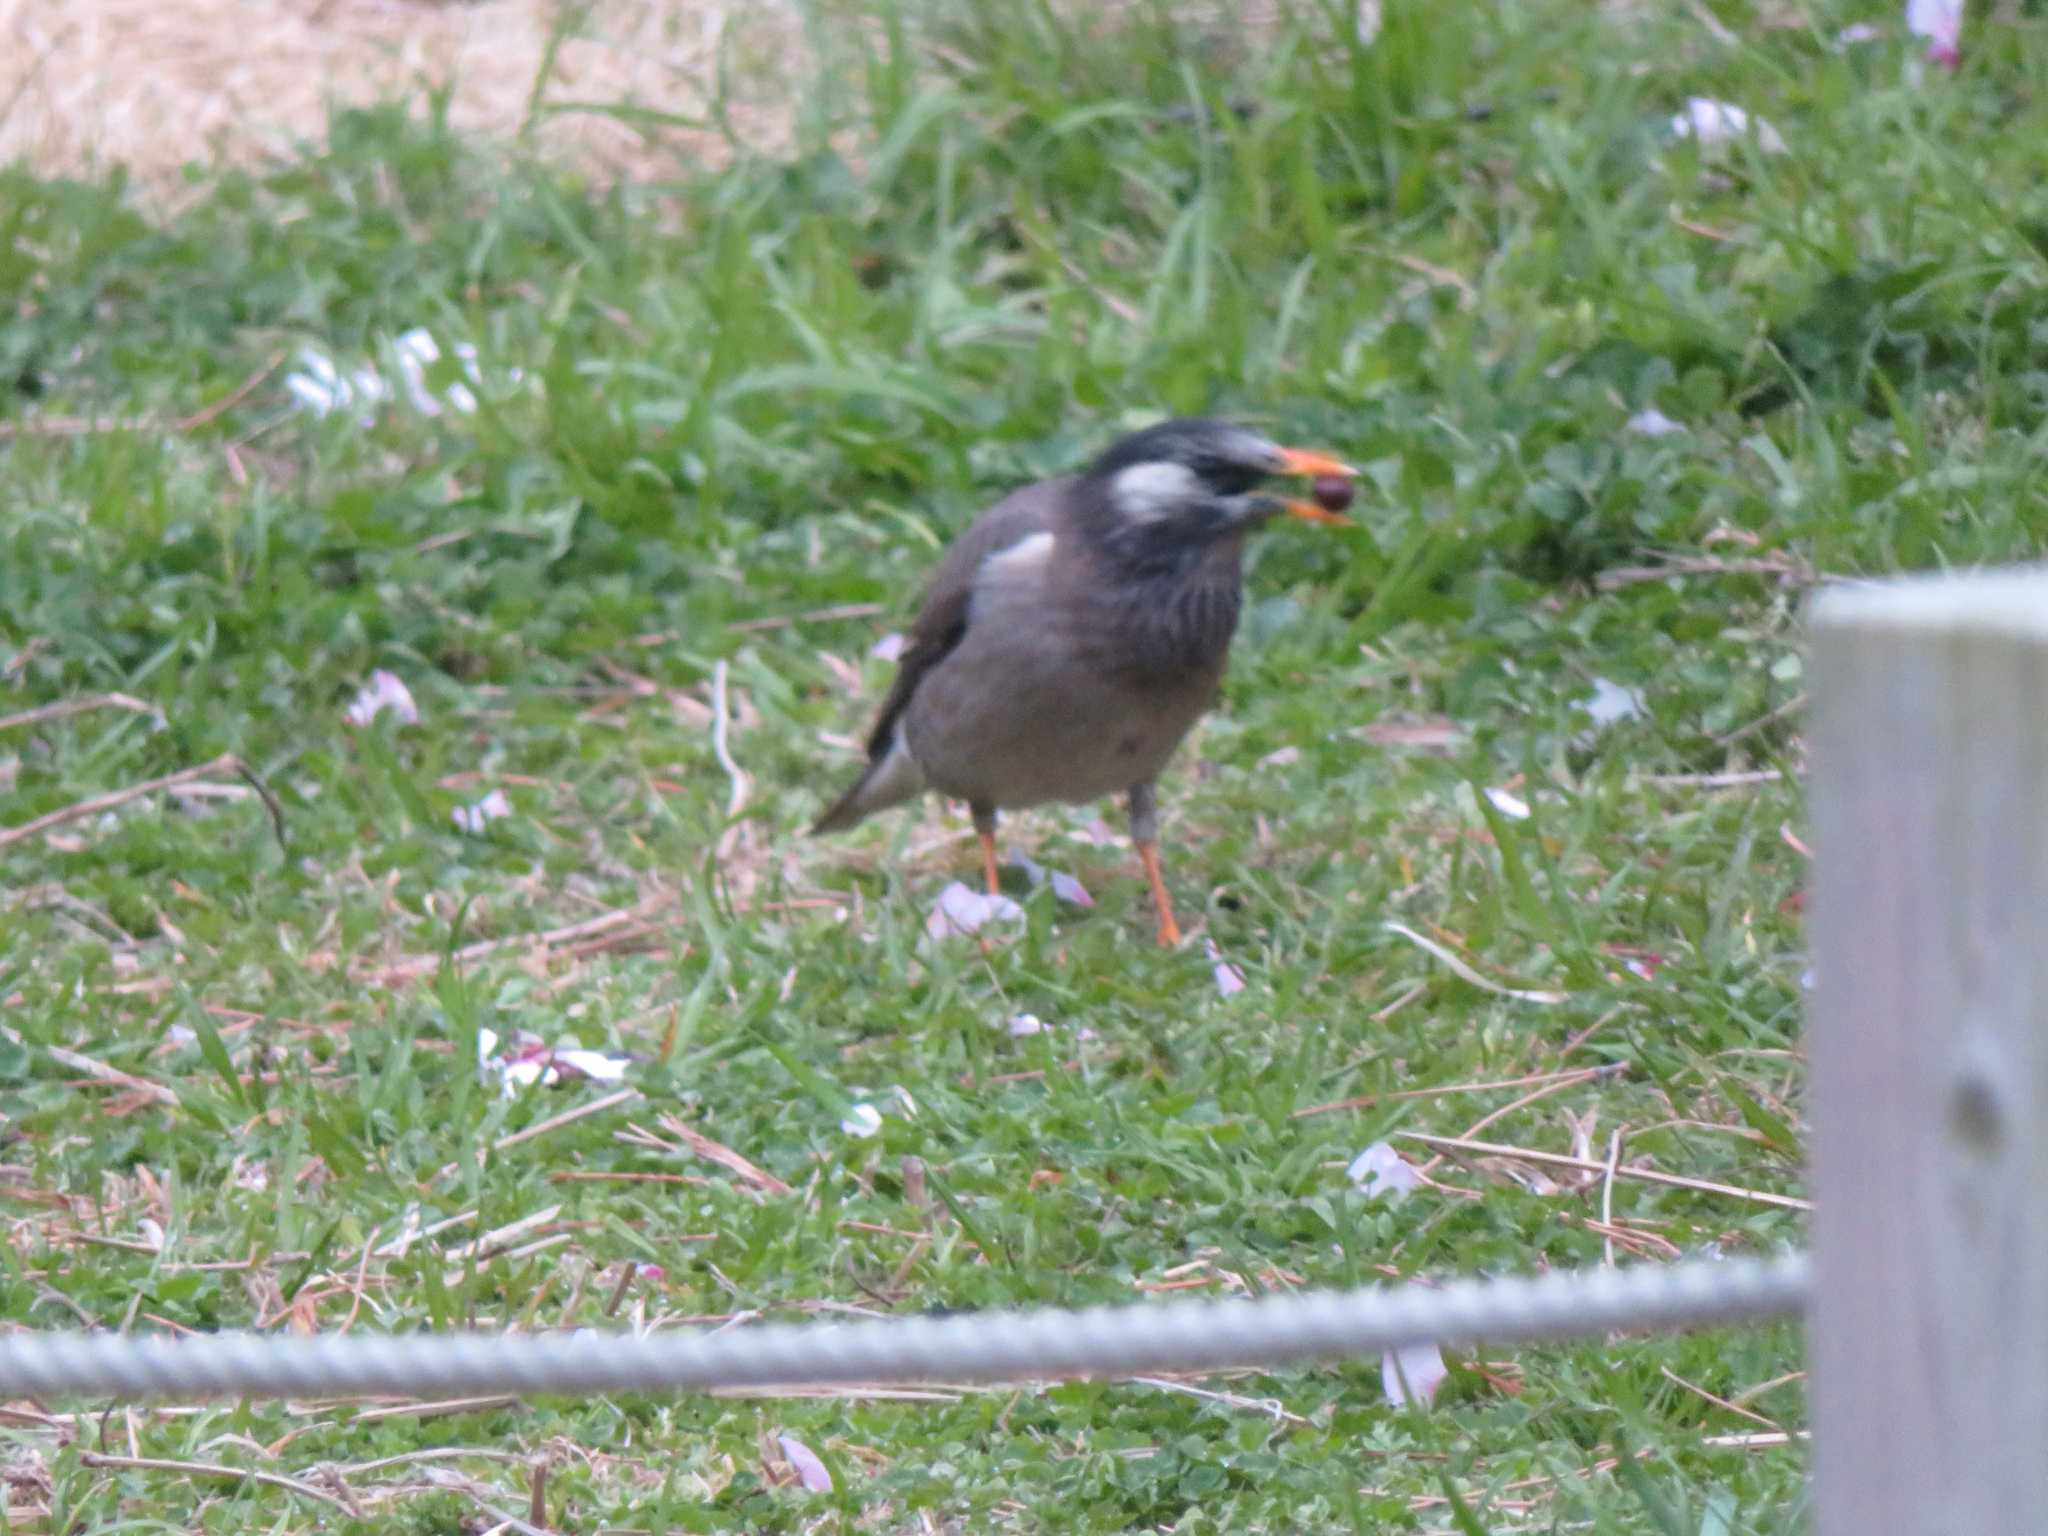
[[1810, 571, 2048, 1532]]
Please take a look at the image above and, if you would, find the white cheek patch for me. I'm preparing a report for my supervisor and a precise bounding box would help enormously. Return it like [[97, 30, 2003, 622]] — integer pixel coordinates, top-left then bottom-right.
[[1110, 461, 1201, 522], [978, 530, 1056, 582]]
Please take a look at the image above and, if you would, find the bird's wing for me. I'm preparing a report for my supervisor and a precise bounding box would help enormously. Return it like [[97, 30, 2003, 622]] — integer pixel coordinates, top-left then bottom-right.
[[861, 477, 1070, 761]]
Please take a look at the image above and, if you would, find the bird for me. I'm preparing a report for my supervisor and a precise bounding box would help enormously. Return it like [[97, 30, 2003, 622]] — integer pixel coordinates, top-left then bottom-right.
[[813, 417, 1357, 946]]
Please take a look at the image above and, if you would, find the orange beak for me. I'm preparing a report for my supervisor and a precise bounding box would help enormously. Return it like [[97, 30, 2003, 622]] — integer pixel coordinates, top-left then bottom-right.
[[1275, 447, 1359, 479], [1273, 446, 1360, 525], [1281, 498, 1353, 525]]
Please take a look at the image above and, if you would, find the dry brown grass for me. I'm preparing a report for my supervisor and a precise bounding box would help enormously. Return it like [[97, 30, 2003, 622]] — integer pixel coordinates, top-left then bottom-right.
[[1, 0, 804, 191]]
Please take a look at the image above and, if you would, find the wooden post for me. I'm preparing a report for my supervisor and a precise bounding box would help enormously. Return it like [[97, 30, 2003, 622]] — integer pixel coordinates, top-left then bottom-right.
[[1810, 571, 2048, 1533]]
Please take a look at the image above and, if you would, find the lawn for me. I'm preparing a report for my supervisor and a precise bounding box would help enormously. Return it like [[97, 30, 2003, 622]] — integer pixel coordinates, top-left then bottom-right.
[[2, 0, 2043, 1528]]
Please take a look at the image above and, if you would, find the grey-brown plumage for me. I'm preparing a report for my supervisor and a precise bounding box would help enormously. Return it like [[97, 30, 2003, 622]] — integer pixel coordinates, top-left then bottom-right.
[[814, 417, 1355, 945]]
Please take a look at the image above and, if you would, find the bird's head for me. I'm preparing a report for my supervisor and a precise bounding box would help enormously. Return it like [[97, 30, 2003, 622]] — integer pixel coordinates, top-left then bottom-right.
[[1080, 417, 1357, 568]]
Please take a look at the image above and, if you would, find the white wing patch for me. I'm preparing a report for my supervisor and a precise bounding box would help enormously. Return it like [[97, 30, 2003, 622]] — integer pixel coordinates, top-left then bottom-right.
[[978, 530, 1056, 582], [1111, 460, 1200, 522]]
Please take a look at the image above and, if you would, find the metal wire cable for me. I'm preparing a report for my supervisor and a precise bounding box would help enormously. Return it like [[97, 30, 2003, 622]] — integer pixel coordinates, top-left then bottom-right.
[[0, 1254, 1807, 1403]]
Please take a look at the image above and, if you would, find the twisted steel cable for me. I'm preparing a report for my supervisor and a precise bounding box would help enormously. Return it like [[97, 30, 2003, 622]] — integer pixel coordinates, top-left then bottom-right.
[[0, 1254, 1807, 1403]]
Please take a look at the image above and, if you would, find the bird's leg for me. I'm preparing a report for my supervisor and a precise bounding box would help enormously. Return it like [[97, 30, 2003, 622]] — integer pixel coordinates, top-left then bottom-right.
[[971, 801, 1000, 897], [1127, 782, 1182, 947]]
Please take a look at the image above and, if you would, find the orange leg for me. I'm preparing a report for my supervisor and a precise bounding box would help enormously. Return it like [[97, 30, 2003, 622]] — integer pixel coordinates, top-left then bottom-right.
[[1136, 840, 1183, 947], [979, 829, 1002, 897]]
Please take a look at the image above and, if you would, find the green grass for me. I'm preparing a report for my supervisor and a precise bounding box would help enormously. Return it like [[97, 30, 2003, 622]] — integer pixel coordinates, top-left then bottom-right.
[[2, 0, 2044, 1526]]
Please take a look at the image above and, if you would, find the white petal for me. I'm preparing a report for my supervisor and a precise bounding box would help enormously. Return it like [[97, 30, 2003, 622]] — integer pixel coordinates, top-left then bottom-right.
[[925, 881, 1024, 939], [1625, 407, 1686, 437], [1671, 97, 1786, 154], [778, 1435, 833, 1493], [1583, 676, 1646, 726], [841, 1103, 884, 1138], [552, 1048, 631, 1082], [1381, 1340, 1449, 1407], [452, 788, 514, 834], [1348, 1141, 1421, 1199], [870, 632, 907, 662], [1484, 786, 1531, 821], [1906, 0, 1963, 62], [344, 669, 419, 727], [1205, 939, 1247, 997]]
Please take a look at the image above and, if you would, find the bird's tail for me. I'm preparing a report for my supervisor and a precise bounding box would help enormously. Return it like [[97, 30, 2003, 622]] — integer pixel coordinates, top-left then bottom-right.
[[812, 734, 927, 834]]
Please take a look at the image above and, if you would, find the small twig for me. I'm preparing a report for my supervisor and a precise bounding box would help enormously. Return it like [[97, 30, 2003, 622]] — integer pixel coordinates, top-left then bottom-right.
[[710, 659, 750, 822], [1458, 1068, 1623, 1144], [0, 693, 159, 735], [367, 898, 668, 983], [0, 753, 285, 852], [1600, 1129, 1624, 1268], [1660, 1365, 1781, 1429], [0, 352, 287, 441], [1638, 768, 1787, 789], [494, 1087, 641, 1152], [1713, 690, 1806, 749], [726, 601, 884, 634], [1595, 554, 1817, 592], [1382, 921, 1567, 1005], [1293, 1064, 1624, 1120], [647, 1114, 793, 1197], [1126, 1376, 1313, 1426], [1369, 246, 1477, 306], [1396, 1131, 1811, 1211], [347, 1396, 519, 1424], [78, 1450, 351, 1512], [323, 1447, 528, 1477], [43, 1047, 179, 1107]]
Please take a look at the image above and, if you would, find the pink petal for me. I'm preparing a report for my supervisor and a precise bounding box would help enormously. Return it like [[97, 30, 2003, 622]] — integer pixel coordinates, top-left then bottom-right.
[[451, 788, 513, 834], [1347, 1142, 1421, 1198], [870, 632, 907, 662], [925, 881, 1024, 939], [343, 669, 419, 727], [1382, 1340, 1449, 1408], [1906, 0, 1963, 64], [1205, 939, 1247, 997], [778, 1435, 833, 1493], [1008, 851, 1095, 908]]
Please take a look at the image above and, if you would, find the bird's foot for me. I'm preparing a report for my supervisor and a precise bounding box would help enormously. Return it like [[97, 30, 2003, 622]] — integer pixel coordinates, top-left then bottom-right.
[[977, 828, 1002, 898], [1135, 840, 1183, 947]]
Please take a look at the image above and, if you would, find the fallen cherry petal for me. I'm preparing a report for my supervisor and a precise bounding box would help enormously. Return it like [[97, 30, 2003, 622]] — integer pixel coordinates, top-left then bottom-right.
[[1348, 1141, 1421, 1199], [1583, 676, 1647, 726], [551, 1048, 631, 1082], [344, 670, 419, 728], [451, 788, 513, 834], [1382, 1340, 1450, 1408], [1625, 407, 1686, 437], [1670, 97, 1787, 155], [778, 1435, 834, 1493], [841, 1103, 884, 1138], [1484, 786, 1531, 821], [870, 632, 907, 662], [1906, 0, 1962, 66], [925, 880, 1025, 939], [1009, 850, 1097, 908], [1205, 939, 1247, 997], [1008, 1013, 1049, 1037]]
